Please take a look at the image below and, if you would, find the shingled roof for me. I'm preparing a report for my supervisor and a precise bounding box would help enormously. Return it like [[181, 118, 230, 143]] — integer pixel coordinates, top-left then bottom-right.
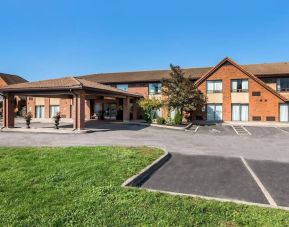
[[0, 73, 27, 85], [78, 62, 289, 84], [0, 77, 141, 97]]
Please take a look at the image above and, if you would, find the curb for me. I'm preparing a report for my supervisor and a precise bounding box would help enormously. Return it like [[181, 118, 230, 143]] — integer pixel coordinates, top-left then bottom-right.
[[122, 148, 171, 187]]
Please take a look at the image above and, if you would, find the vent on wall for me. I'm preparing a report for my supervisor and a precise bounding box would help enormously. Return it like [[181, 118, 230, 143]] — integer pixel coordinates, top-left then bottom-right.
[[266, 116, 275, 121], [252, 91, 261, 96], [252, 116, 261, 121]]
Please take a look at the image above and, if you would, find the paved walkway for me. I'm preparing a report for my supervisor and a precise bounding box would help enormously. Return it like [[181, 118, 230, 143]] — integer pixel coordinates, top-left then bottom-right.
[[0, 121, 289, 163]]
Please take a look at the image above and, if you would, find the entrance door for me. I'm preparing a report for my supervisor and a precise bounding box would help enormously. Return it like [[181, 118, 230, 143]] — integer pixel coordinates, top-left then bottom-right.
[[232, 104, 248, 121], [35, 105, 45, 118], [207, 104, 223, 121], [103, 104, 117, 120]]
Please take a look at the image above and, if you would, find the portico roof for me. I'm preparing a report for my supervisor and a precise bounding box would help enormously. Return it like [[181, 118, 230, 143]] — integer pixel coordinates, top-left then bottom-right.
[[0, 77, 142, 98]]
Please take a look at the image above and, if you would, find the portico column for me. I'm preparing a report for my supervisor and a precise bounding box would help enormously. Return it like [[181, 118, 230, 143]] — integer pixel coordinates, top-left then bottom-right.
[[3, 93, 15, 128], [72, 93, 85, 130], [123, 97, 130, 122]]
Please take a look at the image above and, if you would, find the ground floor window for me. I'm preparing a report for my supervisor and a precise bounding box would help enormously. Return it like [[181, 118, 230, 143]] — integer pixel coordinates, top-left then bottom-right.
[[50, 105, 60, 118], [35, 105, 44, 118], [207, 104, 222, 121], [232, 104, 248, 121], [280, 104, 289, 122]]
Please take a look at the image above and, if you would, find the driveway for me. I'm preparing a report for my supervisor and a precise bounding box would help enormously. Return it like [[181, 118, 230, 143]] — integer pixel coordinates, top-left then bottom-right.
[[1, 122, 289, 163]]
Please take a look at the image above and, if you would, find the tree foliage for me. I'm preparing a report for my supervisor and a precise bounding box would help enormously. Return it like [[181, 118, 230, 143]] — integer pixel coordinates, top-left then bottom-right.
[[138, 97, 163, 122], [162, 64, 207, 115]]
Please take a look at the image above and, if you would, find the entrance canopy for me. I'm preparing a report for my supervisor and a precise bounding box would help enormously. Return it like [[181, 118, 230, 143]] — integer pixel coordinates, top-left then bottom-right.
[[0, 77, 142, 130]]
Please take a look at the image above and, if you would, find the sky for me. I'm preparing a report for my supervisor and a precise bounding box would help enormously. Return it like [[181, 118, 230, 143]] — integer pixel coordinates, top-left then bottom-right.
[[1, 0, 289, 81]]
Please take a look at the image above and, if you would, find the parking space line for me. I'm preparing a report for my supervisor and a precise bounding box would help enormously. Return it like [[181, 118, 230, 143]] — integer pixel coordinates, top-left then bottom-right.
[[231, 125, 251, 135], [275, 127, 289, 134], [240, 157, 277, 207]]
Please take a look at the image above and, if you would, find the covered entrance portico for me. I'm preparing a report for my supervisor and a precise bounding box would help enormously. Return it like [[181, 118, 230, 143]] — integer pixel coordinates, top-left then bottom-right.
[[0, 77, 141, 131]]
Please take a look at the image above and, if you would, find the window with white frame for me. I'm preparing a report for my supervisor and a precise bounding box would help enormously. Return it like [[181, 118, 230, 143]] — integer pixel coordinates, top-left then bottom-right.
[[116, 84, 128, 91], [148, 83, 162, 95], [207, 104, 223, 121], [206, 80, 222, 93], [231, 79, 248, 92]]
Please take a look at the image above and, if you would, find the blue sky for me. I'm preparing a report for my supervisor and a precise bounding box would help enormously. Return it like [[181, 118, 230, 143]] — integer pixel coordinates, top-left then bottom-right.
[[1, 0, 289, 81]]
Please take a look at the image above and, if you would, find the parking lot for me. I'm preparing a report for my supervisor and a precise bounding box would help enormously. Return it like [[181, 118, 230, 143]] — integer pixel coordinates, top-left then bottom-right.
[[141, 154, 289, 208], [187, 124, 289, 138]]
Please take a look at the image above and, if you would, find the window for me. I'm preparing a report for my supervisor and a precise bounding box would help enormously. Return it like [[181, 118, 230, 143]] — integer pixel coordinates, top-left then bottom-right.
[[277, 78, 289, 92], [35, 105, 44, 118], [231, 79, 248, 92], [116, 84, 128, 91], [280, 104, 289, 122], [206, 80, 222, 93], [148, 83, 162, 95], [207, 104, 222, 121], [232, 104, 249, 121], [50, 105, 60, 118]]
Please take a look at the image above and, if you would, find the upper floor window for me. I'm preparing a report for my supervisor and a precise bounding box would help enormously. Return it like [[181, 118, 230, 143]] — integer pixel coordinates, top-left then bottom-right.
[[231, 79, 248, 92], [277, 78, 289, 92], [148, 83, 162, 95], [116, 84, 128, 91], [206, 80, 222, 93]]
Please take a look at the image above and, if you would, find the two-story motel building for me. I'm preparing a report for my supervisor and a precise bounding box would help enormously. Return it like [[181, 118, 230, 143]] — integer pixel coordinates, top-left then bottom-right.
[[1, 57, 289, 129]]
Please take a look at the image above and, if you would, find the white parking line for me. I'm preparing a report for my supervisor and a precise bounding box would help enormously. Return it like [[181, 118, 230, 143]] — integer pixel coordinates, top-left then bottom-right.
[[275, 127, 289, 134], [240, 157, 277, 207]]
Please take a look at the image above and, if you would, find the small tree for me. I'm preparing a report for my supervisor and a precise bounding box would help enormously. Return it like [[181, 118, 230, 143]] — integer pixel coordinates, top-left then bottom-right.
[[162, 64, 207, 122], [138, 97, 163, 122]]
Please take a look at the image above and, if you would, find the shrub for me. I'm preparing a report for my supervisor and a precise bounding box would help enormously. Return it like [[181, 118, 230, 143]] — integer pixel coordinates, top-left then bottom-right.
[[138, 98, 163, 123], [174, 110, 182, 125], [157, 117, 166, 125]]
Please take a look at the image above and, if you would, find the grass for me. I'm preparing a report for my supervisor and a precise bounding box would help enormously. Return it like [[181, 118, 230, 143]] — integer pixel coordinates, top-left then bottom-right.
[[0, 146, 288, 226]]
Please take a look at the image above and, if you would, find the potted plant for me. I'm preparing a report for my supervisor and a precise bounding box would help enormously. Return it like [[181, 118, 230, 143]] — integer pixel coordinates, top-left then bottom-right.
[[53, 112, 61, 129], [24, 112, 33, 128]]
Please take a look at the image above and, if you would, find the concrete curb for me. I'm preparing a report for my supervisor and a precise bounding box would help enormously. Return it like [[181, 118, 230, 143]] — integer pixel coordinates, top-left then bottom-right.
[[123, 121, 186, 131], [122, 148, 171, 187]]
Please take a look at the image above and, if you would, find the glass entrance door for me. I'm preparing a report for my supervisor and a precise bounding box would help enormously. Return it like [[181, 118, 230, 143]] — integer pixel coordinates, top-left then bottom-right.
[[103, 104, 117, 120], [207, 104, 223, 121], [232, 104, 248, 121], [35, 105, 45, 118]]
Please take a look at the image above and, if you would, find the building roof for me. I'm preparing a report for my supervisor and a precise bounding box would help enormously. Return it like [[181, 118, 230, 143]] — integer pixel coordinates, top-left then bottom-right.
[[78, 61, 289, 84], [0, 77, 141, 97], [0, 73, 27, 85]]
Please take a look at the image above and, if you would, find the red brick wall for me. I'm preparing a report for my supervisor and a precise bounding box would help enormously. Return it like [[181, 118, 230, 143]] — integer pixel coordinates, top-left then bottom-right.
[[196, 62, 285, 121]]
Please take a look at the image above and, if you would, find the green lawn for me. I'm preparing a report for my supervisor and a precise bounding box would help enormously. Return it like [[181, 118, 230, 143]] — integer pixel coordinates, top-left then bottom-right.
[[0, 147, 288, 226]]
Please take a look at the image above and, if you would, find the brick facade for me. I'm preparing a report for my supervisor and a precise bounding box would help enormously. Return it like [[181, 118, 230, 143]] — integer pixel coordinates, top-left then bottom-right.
[[195, 61, 286, 122]]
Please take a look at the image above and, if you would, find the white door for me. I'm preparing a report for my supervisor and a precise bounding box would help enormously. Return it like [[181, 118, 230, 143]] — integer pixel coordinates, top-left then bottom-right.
[[240, 105, 248, 121], [232, 104, 248, 121], [280, 104, 289, 122]]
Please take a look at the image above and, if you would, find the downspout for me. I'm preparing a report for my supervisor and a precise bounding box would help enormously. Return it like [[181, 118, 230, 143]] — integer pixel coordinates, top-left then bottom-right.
[[70, 89, 78, 131]]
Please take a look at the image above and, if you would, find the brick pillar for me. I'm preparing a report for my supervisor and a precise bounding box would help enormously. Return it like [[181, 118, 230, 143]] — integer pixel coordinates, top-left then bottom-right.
[[3, 93, 15, 128], [44, 98, 50, 118], [72, 96, 77, 130], [85, 99, 91, 120], [132, 99, 138, 120], [123, 97, 130, 122]]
